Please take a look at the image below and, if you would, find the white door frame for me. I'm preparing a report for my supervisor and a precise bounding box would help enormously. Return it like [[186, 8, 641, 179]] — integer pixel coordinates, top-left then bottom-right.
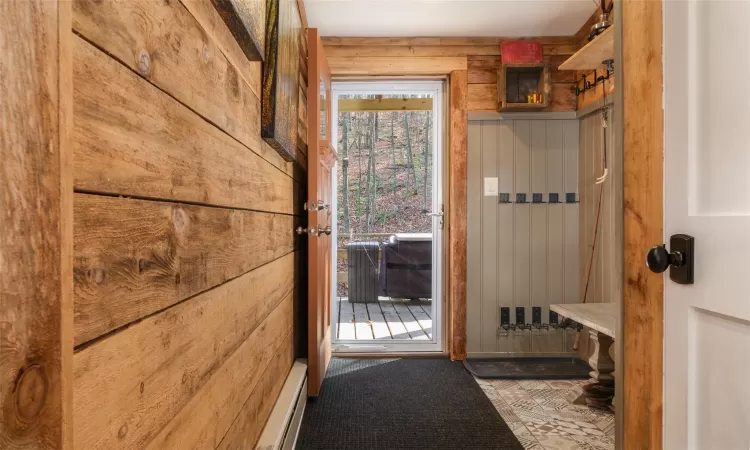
[[329, 80, 445, 353]]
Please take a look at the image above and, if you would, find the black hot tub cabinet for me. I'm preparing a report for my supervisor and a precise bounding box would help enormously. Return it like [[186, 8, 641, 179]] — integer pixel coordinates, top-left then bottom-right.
[[379, 233, 432, 300]]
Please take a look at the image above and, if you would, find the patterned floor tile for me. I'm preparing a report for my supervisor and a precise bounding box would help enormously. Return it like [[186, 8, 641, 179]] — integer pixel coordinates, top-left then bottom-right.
[[546, 409, 594, 423], [513, 405, 554, 422], [517, 434, 545, 450], [499, 389, 535, 403], [535, 434, 584, 450], [545, 380, 580, 390], [518, 380, 549, 389], [479, 377, 614, 450], [537, 398, 574, 411], [527, 388, 564, 402], [594, 416, 615, 437], [494, 401, 523, 424], [490, 379, 523, 390], [510, 397, 543, 410], [570, 435, 614, 450]]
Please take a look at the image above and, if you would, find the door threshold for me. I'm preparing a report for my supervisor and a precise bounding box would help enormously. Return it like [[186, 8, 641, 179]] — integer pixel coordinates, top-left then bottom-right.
[[332, 352, 449, 358]]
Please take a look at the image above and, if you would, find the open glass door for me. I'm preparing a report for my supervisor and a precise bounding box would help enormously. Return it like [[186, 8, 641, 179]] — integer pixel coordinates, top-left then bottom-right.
[[306, 28, 335, 397], [329, 81, 444, 353]]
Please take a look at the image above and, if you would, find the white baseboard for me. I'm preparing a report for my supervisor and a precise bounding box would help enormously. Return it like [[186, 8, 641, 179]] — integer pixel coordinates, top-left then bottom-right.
[[256, 359, 308, 450]]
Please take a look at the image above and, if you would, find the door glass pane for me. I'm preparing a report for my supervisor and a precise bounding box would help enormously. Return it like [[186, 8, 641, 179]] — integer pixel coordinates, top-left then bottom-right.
[[335, 93, 435, 343]]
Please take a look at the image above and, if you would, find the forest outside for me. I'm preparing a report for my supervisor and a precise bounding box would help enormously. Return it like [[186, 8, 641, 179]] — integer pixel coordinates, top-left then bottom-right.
[[335, 94, 436, 297], [337, 94, 434, 244]]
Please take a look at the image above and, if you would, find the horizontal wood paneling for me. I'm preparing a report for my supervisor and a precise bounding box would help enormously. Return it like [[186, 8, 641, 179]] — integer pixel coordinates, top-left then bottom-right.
[[74, 265, 295, 450], [216, 334, 294, 450], [73, 194, 295, 346], [468, 84, 497, 111], [325, 45, 502, 57], [73, 37, 295, 212], [322, 36, 575, 46], [178, 0, 262, 97], [328, 56, 467, 75], [323, 38, 577, 112], [72, 0, 262, 159], [146, 311, 293, 449]]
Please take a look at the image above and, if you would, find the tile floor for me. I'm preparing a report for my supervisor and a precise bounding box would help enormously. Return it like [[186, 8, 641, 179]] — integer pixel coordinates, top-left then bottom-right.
[[475, 378, 615, 450]]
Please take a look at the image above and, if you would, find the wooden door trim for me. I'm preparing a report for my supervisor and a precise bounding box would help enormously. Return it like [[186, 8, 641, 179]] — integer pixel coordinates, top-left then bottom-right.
[[448, 70, 468, 360], [1, 1, 74, 447], [619, 0, 664, 448]]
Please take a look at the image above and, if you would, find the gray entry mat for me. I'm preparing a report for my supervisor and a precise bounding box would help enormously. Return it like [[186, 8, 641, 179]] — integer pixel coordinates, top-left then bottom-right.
[[464, 357, 591, 379]]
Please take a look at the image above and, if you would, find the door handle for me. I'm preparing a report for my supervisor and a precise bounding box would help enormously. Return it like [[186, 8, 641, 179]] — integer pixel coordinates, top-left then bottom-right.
[[317, 225, 332, 236], [296, 226, 317, 236], [426, 212, 443, 217], [646, 234, 694, 284]]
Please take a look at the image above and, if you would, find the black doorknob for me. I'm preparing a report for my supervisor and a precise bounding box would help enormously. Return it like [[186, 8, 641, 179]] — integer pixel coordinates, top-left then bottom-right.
[[646, 245, 685, 273]]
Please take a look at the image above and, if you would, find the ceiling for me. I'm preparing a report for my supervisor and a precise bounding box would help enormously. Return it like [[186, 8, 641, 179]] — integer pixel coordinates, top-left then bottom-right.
[[305, 0, 598, 37]]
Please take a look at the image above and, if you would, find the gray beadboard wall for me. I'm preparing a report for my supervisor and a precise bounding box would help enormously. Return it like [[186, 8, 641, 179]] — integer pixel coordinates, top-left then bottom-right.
[[577, 99, 621, 360], [466, 118, 580, 356]]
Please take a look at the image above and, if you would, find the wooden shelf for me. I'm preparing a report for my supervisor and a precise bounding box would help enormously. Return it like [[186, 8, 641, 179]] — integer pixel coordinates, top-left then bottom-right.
[[558, 26, 614, 71], [500, 102, 547, 112]]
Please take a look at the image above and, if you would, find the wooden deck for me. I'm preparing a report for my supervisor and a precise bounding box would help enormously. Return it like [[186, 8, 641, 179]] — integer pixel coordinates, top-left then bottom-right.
[[336, 297, 433, 340]]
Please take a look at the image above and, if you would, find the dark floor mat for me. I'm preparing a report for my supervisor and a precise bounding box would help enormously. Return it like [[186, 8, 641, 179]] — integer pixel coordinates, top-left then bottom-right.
[[464, 357, 591, 380], [296, 358, 523, 450]]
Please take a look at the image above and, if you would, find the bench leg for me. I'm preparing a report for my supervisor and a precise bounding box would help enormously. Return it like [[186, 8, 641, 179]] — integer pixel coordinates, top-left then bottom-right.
[[583, 330, 615, 408]]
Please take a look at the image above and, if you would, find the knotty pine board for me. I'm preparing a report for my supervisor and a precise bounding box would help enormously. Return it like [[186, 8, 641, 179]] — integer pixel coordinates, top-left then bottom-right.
[[144, 298, 294, 450], [74, 267, 295, 449], [72, 0, 263, 160], [73, 37, 295, 211], [73, 194, 295, 345]]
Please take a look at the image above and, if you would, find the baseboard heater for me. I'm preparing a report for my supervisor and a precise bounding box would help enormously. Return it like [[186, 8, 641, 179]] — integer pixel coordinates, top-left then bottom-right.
[[256, 359, 308, 450]]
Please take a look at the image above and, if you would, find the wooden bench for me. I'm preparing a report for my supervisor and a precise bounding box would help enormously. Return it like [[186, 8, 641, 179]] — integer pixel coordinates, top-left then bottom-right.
[[550, 303, 616, 409]]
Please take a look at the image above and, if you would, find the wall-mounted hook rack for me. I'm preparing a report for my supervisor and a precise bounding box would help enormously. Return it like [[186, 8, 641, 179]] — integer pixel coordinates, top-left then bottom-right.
[[575, 65, 612, 97]]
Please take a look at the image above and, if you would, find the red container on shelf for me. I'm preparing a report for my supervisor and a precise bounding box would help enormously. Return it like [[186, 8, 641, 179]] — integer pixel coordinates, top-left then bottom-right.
[[501, 41, 543, 64]]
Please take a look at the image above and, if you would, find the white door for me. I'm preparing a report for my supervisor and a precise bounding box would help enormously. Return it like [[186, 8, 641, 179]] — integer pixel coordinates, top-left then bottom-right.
[[663, 1, 750, 449]]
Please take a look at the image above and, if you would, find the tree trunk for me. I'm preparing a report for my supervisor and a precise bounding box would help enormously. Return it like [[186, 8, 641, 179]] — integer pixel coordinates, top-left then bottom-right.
[[422, 113, 431, 212], [403, 112, 417, 195], [342, 112, 350, 233], [364, 114, 372, 232]]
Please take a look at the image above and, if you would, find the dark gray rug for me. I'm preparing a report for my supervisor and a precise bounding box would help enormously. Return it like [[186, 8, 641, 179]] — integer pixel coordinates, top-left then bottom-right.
[[464, 357, 591, 380], [296, 358, 523, 450]]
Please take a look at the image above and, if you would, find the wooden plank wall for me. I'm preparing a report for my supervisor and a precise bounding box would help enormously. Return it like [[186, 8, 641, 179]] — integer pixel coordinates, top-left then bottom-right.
[[322, 37, 579, 112], [69, 1, 307, 449]]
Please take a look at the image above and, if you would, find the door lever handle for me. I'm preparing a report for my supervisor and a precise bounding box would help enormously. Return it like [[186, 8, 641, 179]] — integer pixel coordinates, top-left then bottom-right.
[[426, 212, 443, 217]]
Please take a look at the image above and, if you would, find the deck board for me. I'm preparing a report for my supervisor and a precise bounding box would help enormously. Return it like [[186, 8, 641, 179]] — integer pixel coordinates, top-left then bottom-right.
[[338, 298, 356, 340], [393, 300, 429, 340], [352, 301, 373, 340], [366, 303, 393, 339], [380, 301, 412, 340], [407, 301, 433, 339], [336, 297, 435, 341]]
